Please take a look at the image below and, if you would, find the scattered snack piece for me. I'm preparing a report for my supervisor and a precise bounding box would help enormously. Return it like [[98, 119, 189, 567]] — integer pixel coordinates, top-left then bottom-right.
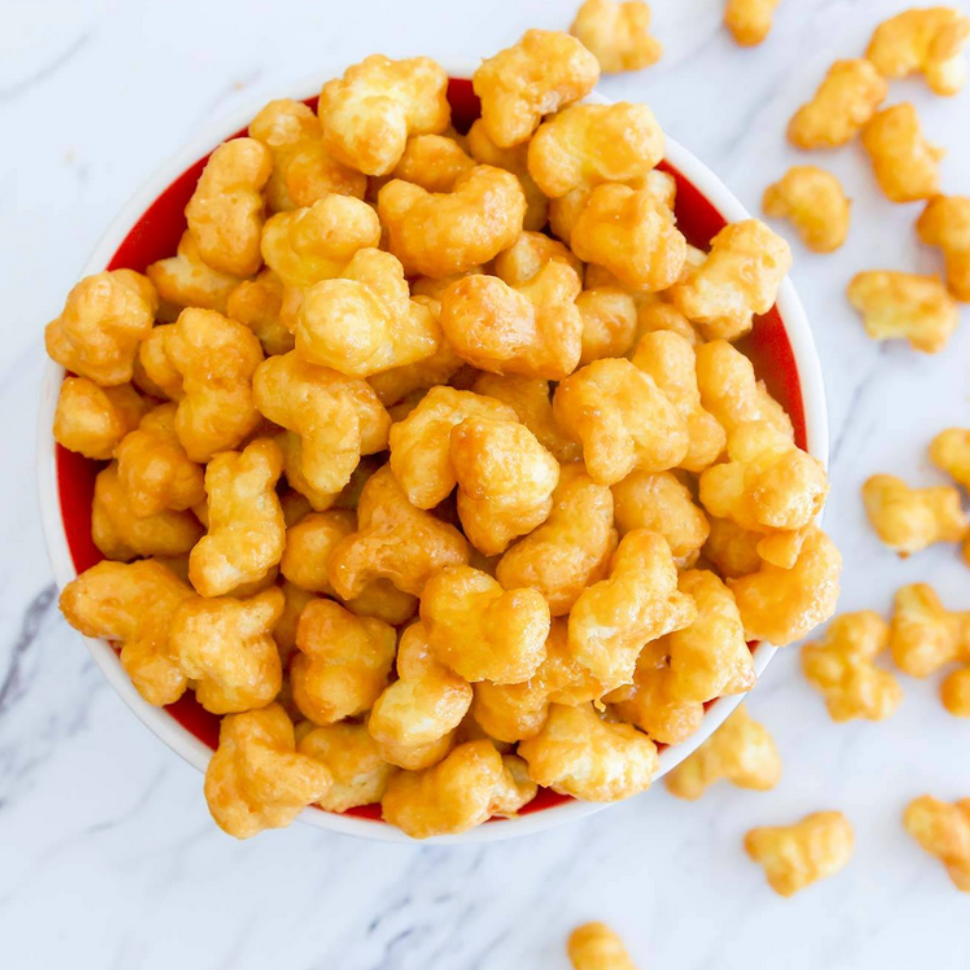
[[46, 270, 158, 387], [903, 795, 970, 891], [204, 703, 332, 839], [665, 704, 781, 800], [473, 29, 600, 148], [787, 59, 888, 150], [570, 0, 662, 73], [801, 612, 903, 722], [941, 667, 970, 717], [59, 559, 195, 706], [929, 428, 970, 490], [867, 8, 970, 96], [669, 220, 792, 341], [185, 138, 272, 277], [861, 103, 944, 204], [729, 527, 842, 646], [889, 583, 970, 677], [745, 811, 854, 896], [725, 0, 780, 46], [917, 195, 970, 301], [53, 378, 147, 460], [847, 271, 959, 353], [567, 921, 639, 970], [861, 474, 967, 555], [762, 166, 850, 253], [318, 55, 450, 176], [519, 701, 659, 801], [569, 529, 696, 692]]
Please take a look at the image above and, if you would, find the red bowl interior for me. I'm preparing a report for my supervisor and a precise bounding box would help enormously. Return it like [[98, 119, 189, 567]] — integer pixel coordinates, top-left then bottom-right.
[[55, 78, 806, 824]]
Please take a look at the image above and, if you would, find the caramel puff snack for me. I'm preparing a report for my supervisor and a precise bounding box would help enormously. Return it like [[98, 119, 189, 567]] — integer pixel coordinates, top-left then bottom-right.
[[918, 195, 970, 302], [904, 795, 970, 891], [134, 323, 183, 401], [576, 286, 639, 365], [473, 29, 600, 148], [664, 703, 781, 800], [567, 921, 640, 970], [571, 0, 662, 73], [724, 0, 780, 47], [318, 55, 450, 176], [147, 231, 244, 317], [847, 269, 959, 354], [762, 166, 851, 254], [786, 59, 887, 150], [491, 230, 583, 289], [381, 133, 476, 194], [745, 811, 854, 897], [861, 103, 945, 204], [53, 378, 148, 461], [867, 7, 970, 97], [862, 474, 967, 555], [225, 270, 293, 357]]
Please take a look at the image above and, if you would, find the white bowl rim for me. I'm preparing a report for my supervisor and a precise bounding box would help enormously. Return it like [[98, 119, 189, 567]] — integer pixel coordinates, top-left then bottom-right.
[[36, 58, 829, 845]]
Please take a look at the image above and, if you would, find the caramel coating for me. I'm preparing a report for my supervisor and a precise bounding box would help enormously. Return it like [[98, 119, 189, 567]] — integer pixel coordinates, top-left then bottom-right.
[[451, 416, 561, 555], [862, 474, 967, 555], [577, 288, 639, 364], [379, 165, 526, 278], [571, 184, 687, 293], [59, 559, 195, 706], [189, 439, 285, 598], [465, 119, 549, 231], [917, 195, 970, 301], [567, 921, 639, 970], [53, 378, 147, 460], [147, 231, 243, 316], [725, 0, 780, 46], [249, 98, 365, 212], [273, 580, 315, 666], [253, 351, 390, 495], [634, 301, 701, 350], [279, 509, 355, 595], [745, 812, 854, 896], [670, 220, 791, 342], [328, 465, 469, 599], [134, 324, 183, 401], [261, 195, 382, 289], [46, 270, 158, 387], [861, 103, 944, 203], [115, 403, 206, 518], [497, 463, 617, 615], [472, 29, 600, 148], [472, 373, 582, 463], [169, 587, 284, 714], [295, 248, 440, 377], [889, 583, 970, 677], [728, 527, 842, 646], [387, 133, 476, 193], [204, 703, 331, 839], [440, 262, 583, 380], [571, 0, 662, 73], [762, 166, 851, 253], [699, 421, 828, 536], [802, 612, 903, 722], [665, 703, 781, 800], [527, 103, 664, 198], [472, 620, 602, 742], [319, 55, 450, 176], [226, 270, 293, 356], [904, 795, 970, 891], [702, 516, 764, 578], [787, 59, 888, 149], [185, 138, 272, 277], [631, 330, 726, 472], [91, 462, 203, 562], [492, 230, 583, 288], [166, 308, 264, 462], [696, 339, 794, 440], [611, 470, 710, 565], [421, 565, 550, 684], [381, 739, 525, 838], [368, 622, 473, 766], [553, 358, 689, 486], [388, 386, 518, 508], [291, 598, 396, 725], [867, 8, 970, 96], [298, 722, 396, 813], [518, 702, 659, 801], [569, 529, 696, 692]]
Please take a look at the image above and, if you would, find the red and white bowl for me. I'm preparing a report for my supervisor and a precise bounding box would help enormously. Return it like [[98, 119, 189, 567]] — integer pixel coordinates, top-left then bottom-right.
[[37, 61, 829, 843]]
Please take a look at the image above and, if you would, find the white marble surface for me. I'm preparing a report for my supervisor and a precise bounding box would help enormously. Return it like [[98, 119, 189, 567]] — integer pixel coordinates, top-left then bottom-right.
[[3, 0, 970, 966]]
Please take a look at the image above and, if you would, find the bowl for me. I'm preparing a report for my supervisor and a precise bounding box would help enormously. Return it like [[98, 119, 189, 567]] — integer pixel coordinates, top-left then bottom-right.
[[37, 60, 829, 844]]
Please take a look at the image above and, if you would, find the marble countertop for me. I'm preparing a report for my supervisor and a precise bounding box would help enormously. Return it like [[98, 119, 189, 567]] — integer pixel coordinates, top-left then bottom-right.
[[2, 0, 969, 966]]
